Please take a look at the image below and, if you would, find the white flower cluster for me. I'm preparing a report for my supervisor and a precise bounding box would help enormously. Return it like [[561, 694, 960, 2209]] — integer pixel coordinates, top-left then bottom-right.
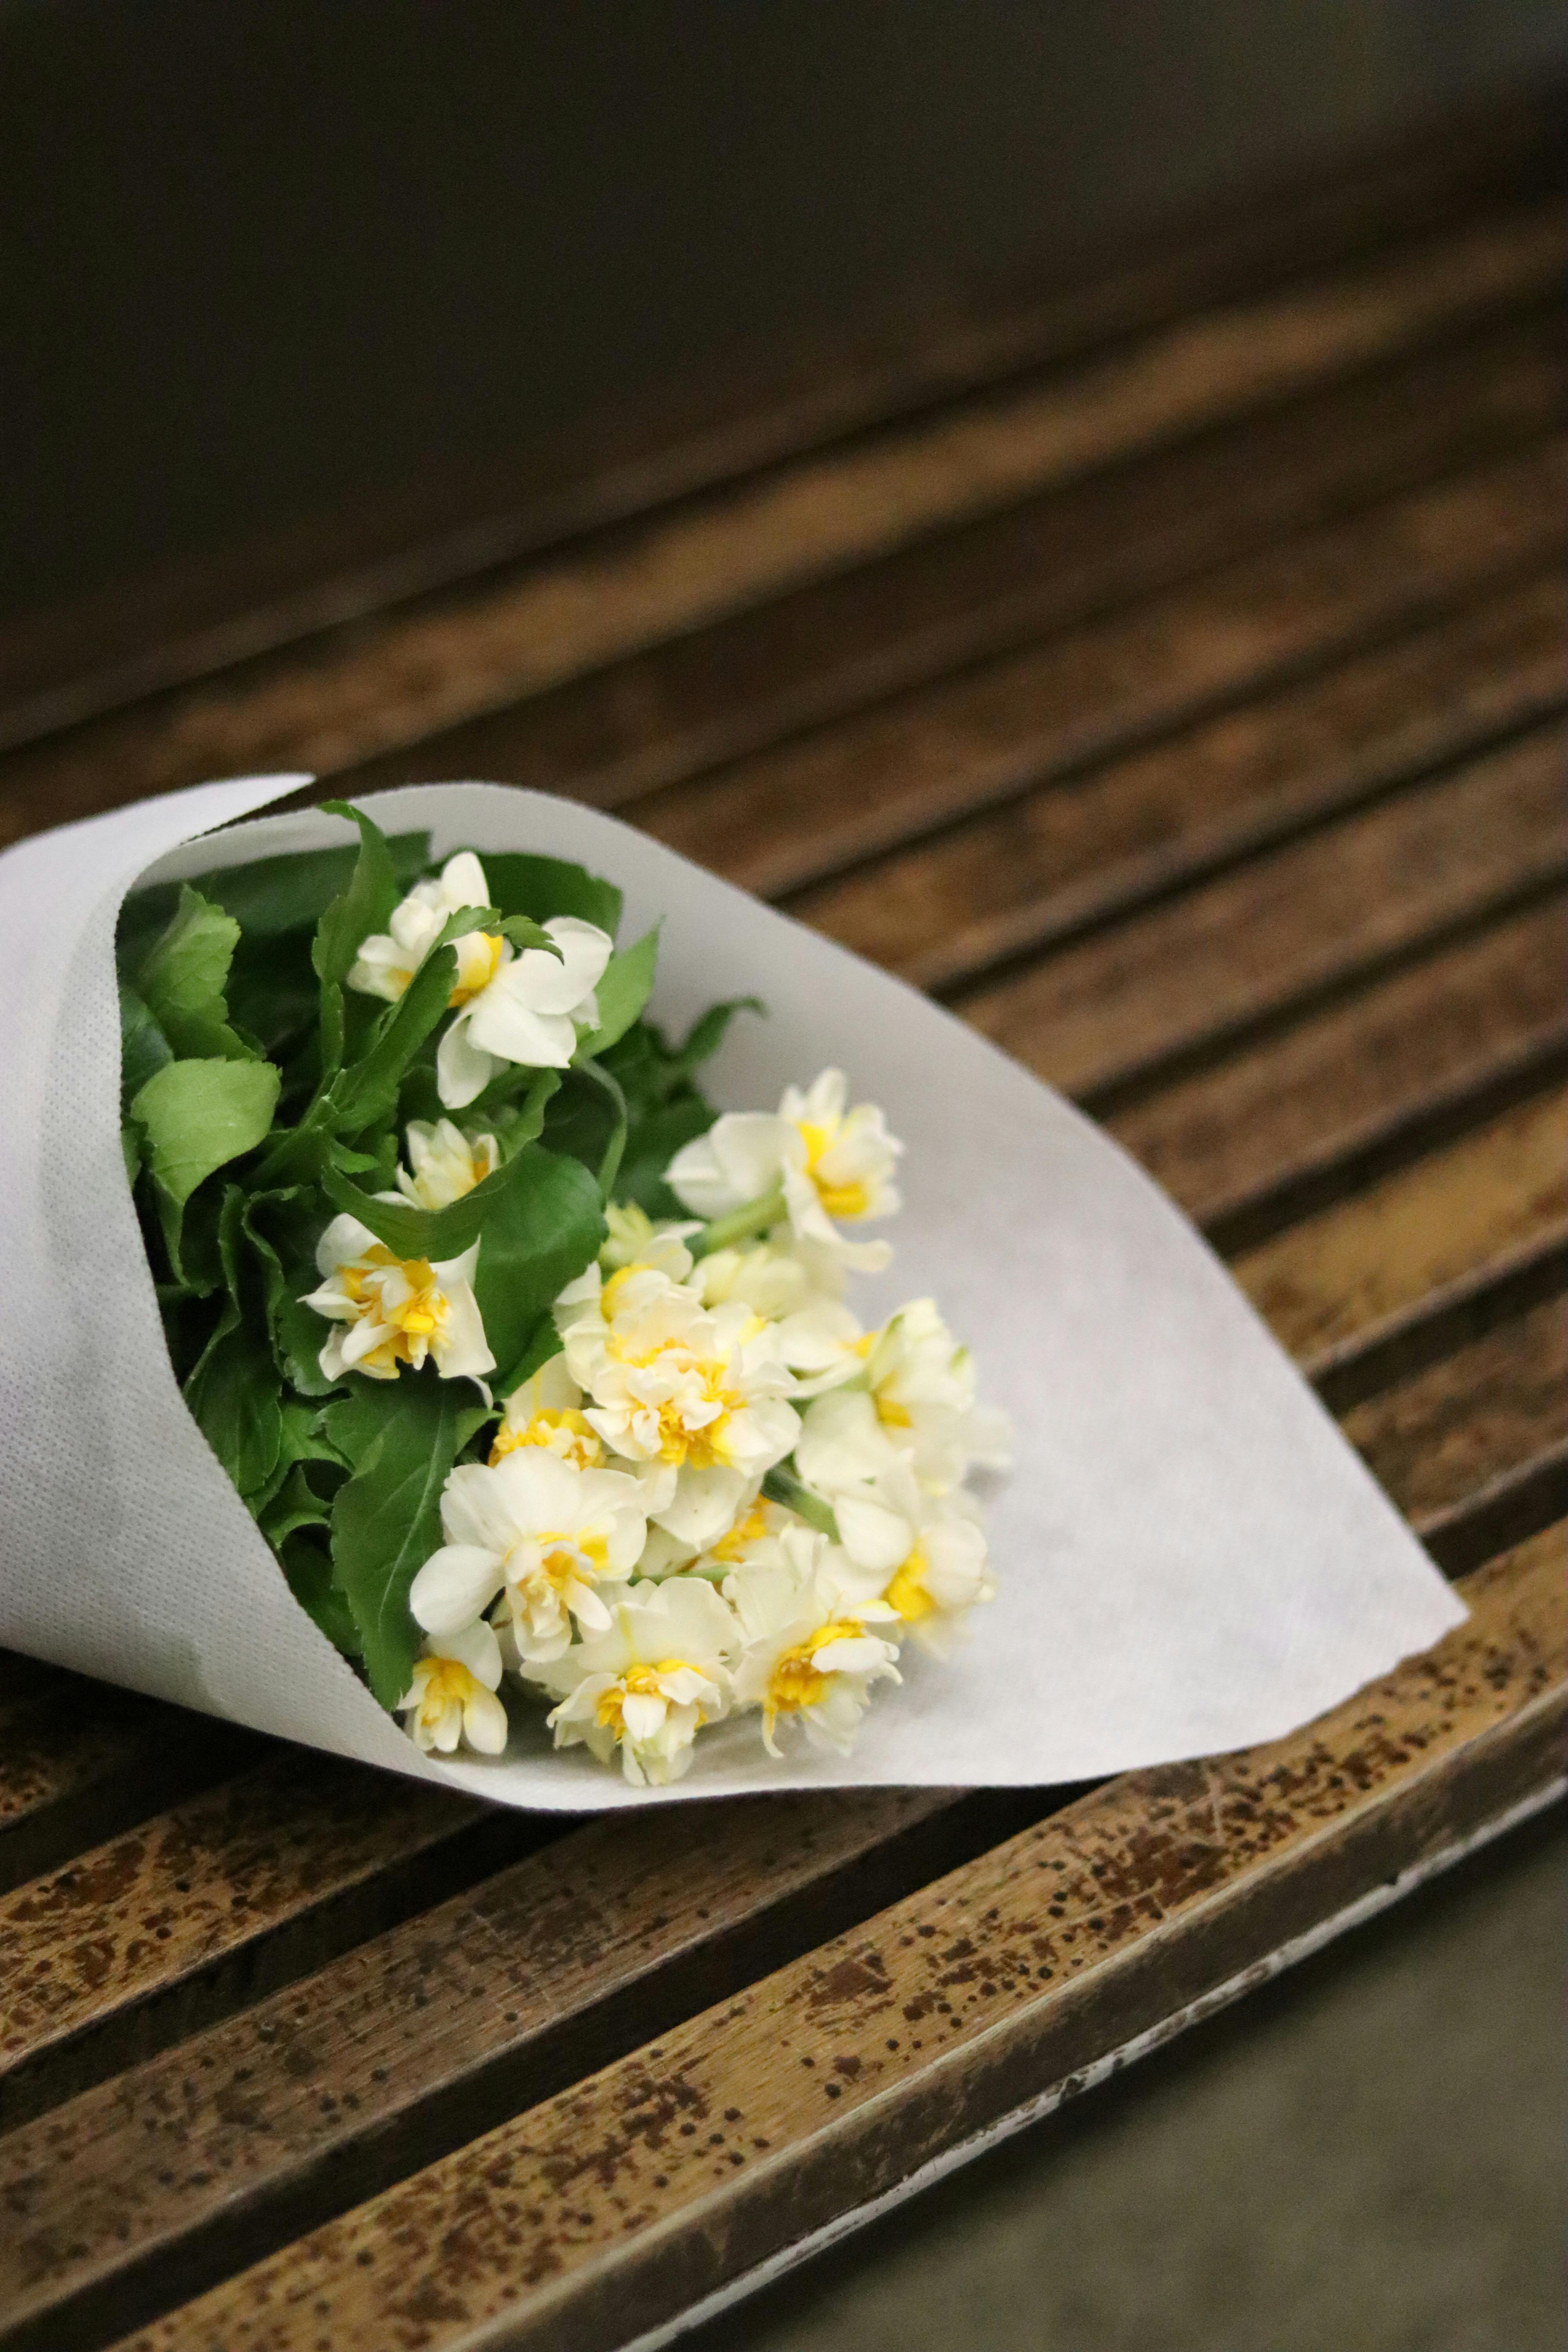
[[398, 1066, 1011, 1785]]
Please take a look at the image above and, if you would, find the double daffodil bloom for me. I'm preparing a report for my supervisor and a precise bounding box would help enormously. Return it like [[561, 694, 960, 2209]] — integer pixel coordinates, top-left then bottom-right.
[[395, 1117, 499, 1210], [666, 1067, 902, 1271], [558, 1270, 800, 1549], [399, 1622, 509, 1756], [410, 1448, 648, 1668], [489, 1352, 604, 1473], [729, 1557, 901, 1757], [301, 1214, 494, 1387], [346, 849, 613, 1111], [538, 1577, 739, 1786]]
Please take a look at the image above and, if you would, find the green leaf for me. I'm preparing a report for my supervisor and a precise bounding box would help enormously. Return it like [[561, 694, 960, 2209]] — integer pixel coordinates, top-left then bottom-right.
[[495, 1314, 566, 1400], [319, 1071, 559, 1258], [617, 1096, 719, 1217], [580, 927, 659, 1058], [136, 886, 254, 1061], [131, 1058, 281, 1207], [277, 1531, 362, 1656], [329, 1370, 462, 1707], [259, 1461, 333, 1546], [472, 1144, 606, 1372], [326, 904, 496, 1138], [480, 852, 622, 939], [184, 1322, 283, 1499], [496, 914, 562, 958], [670, 995, 763, 1079], [120, 1123, 142, 1187], [118, 982, 174, 1109], [312, 801, 400, 986], [120, 832, 431, 948]]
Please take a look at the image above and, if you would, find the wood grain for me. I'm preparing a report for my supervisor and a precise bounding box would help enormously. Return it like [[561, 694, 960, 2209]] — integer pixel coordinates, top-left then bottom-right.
[[959, 723, 1568, 1103], [5, 83, 1558, 751], [336, 307, 1565, 811], [109, 1525, 1564, 2352], [632, 439, 1566, 898], [0, 1758, 521, 2133], [792, 568, 1565, 989], [0, 205, 1561, 854], [1349, 1294, 1568, 1523], [1237, 1088, 1568, 1360], [1109, 893, 1568, 1229], [0, 1791, 1024, 2352]]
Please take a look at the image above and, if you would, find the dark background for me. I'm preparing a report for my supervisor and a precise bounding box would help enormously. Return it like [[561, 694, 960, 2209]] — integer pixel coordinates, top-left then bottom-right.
[[4, 0, 1565, 628]]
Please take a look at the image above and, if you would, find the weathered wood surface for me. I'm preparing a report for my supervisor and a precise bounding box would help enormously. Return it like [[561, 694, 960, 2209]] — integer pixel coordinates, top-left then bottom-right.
[[0, 94, 1563, 2352]]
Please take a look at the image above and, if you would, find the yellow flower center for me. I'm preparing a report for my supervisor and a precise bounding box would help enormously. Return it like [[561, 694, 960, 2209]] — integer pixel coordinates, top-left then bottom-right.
[[447, 929, 506, 1008], [797, 1119, 871, 1220], [764, 1619, 865, 1730], [414, 1655, 481, 1727], [490, 1408, 603, 1470], [342, 1248, 450, 1372], [885, 1549, 933, 1621], [511, 1530, 610, 1593], [595, 1660, 696, 1738], [709, 1500, 769, 1563], [651, 1365, 738, 1467]]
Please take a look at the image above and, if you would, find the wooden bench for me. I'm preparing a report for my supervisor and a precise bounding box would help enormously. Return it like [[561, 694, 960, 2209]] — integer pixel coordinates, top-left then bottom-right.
[[0, 90, 1563, 2352]]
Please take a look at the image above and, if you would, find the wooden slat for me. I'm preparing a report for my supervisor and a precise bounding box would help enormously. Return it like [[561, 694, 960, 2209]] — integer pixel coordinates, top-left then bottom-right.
[[0, 203, 1561, 849], [1350, 1294, 1568, 1523], [960, 723, 1567, 1104], [1308, 1221, 1568, 1416], [632, 439, 1566, 898], [0, 1758, 532, 2133], [1236, 1089, 1568, 1360], [7, 83, 1560, 756], [793, 568, 1564, 990], [107, 1524, 1565, 2352], [0, 1792, 1036, 2352], [1110, 894, 1568, 1234], [0, 1687, 258, 1904], [337, 305, 1565, 809]]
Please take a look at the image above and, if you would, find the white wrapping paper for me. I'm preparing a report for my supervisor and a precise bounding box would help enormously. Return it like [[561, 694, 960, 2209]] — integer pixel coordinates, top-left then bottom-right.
[[0, 775, 1465, 1807]]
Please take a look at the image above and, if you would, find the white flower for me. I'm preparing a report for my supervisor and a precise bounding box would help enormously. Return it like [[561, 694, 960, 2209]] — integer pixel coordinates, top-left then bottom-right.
[[395, 1118, 499, 1210], [793, 1386, 903, 1498], [344, 848, 613, 1112], [399, 1622, 509, 1755], [565, 1277, 800, 1548], [300, 1213, 495, 1387], [600, 1201, 701, 1272], [435, 913, 611, 1111], [409, 1448, 647, 1666], [831, 1458, 996, 1659], [789, 1298, 1015, 1486], [730, 1557, 901, 1757], [537, 1578, 738, 1786], [346, 850, 499, 1004], [489, 1351, 604, 1472], [666, 1068, 902, 1270]]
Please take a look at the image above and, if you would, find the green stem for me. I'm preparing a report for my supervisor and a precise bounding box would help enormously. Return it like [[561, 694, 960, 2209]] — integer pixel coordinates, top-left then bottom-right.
[[691, 1181, 787, 1259], [576, 1055, 628, 1204], [762, 1466, 841, 1543]]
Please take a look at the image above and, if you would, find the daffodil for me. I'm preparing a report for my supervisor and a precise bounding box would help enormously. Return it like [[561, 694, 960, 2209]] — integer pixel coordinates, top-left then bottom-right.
[[730, 1557, 901, 1757], [563, 1276, 800, 1548], [789, 1298, 1015, 1485], [410, 1448, 648, 1667], [489, 1351, 604, 1472], [345, 848, 613, 1111], [829, 1457, 995, 1659], [399, 1622, 509, 1755], [537, 1577, 739, 1786], [666, 1068, 902, 1270], [395, 1118, 499, 1210], [301, 1213, 494, 1387]]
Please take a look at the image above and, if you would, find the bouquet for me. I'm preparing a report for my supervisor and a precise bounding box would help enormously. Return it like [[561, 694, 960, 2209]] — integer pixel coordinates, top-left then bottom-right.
[[116, 802, 1010, 1785], [0, 775, 1463, 1811]]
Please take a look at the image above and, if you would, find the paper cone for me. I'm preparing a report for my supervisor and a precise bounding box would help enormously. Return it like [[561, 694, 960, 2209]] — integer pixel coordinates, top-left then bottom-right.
[[0, 775, 1465, 1807]]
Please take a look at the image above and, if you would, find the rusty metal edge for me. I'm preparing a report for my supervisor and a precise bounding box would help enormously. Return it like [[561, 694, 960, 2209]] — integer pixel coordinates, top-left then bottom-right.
[[471, 1659, 1566, 2352], [618, 1768, 1566, 2352]]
